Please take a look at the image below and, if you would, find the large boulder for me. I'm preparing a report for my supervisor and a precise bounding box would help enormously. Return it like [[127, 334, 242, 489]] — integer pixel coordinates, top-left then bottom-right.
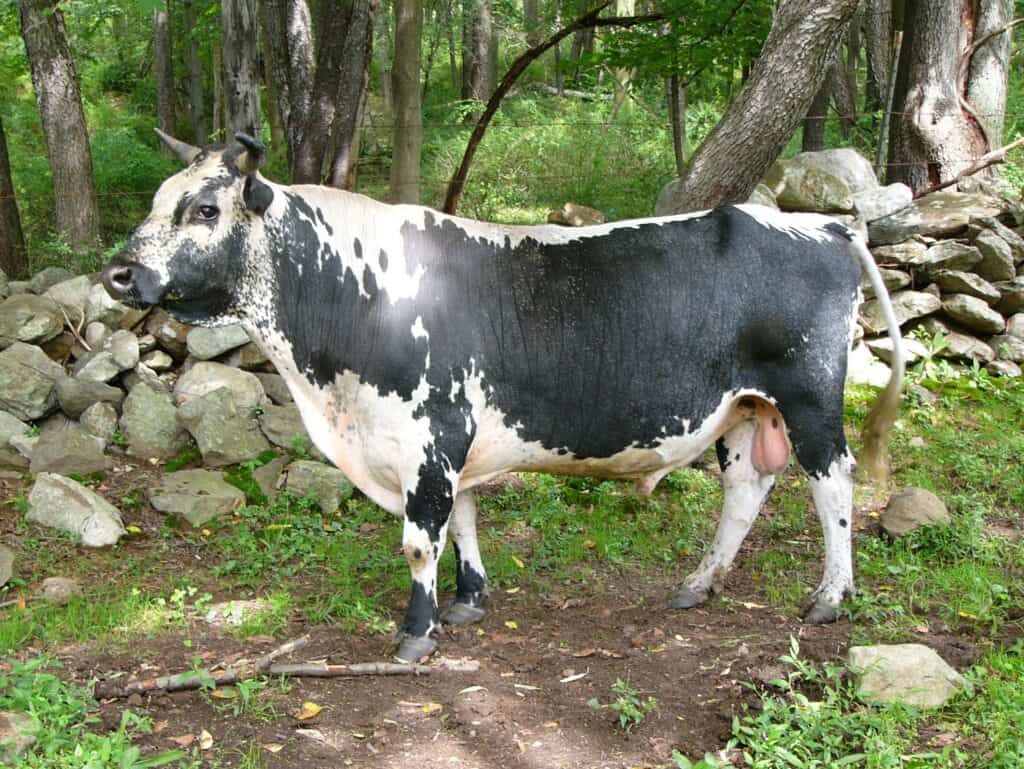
[[254, 372, 294, 404], [930, 271, 1001, 304], [854, 183, 913, 223], [972, 229, 1016, 282], [28, 428, 107, 476], [988, 360, 1022, 378], [861, 268, 911, 299], [775, 148, 879, 193], [178, 387, 271, 466], [867, 206, 921, 246], [763, 161, 855, 214], [80, 401, 119, 446], [0, 710, 38, 763], [55, 374, 124, 419], [994, 277, 1024, 315], [882, 487, 950, 536], [0, 410, 30, 449], [174, 361, 266, 411], [938, 331, 995, 364], [286, 460, 354, 514], [84, 282, 132, 327], [971, 215, 1024, 264], [0, 342, 63, 420], [258, 403, 310, 449], [860, 290, 941, 334], [148, 469, 246, 526], [989, 334, 1024, 363], [848, 644, 965, 708], [942, 294, 1006, 335], [1007, 313, 1024, 340], [871, 240, 926, 267], [0, 294, 64, 349], [71, 330, 139, 384], [120, 382, 190, 459], [915, 191, 1004, 238], [186, 324, 251, 360], [865, 335, 928, 366], [27, 473, 125, 547], [43, 275, 93, 326], [919, 241, 984, 275]]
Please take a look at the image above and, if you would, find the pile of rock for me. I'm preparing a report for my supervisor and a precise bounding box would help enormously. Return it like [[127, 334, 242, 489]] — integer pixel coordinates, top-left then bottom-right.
[[752, 149, 1024, 382]]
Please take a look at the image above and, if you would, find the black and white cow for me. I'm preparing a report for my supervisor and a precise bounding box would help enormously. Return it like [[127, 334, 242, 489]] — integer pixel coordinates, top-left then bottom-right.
[[103, 132, 904, 662]]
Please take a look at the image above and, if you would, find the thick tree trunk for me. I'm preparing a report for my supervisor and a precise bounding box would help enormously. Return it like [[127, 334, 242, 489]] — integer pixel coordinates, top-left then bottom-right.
[[262, 0, 315, 171], [611, 0, 634, 112], [389, 0, 423, 202], [659, 0, 860, 214], [259, 0, 286, 153], [462, 0, 496, 101], [222, 0, 262, 137], [887, 0, 986, 193], [185, 0, 208, 144], [802, 80, 830, 152], [154, 2, 176, 142], [0, 115, 28, 277], [292, 0, 375, 184], [967, 0, 1013, 151], [17, 0, 101, 247], [863, 0, 891, 109], [377, 5, 393, 111], [830, 50, 856, 139]]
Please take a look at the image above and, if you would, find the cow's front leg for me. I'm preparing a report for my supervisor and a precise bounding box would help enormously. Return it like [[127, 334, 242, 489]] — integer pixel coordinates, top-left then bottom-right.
[[394, 464, 456, 662], [442, 492, 488, 625]]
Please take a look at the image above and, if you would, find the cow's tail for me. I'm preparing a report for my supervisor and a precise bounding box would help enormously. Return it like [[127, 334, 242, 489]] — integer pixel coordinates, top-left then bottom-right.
[[848, 232, 905, 489]]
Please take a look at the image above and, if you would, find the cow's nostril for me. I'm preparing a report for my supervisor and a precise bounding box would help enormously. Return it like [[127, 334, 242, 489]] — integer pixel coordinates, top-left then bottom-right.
[[107, 266, 134, 292]]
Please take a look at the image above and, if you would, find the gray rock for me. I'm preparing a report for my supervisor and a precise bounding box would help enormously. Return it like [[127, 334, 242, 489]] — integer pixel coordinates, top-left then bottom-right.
[[39, 412, 76, 436], [987, 359, 1022, 378], [0, 710, 38, 762], [186, 324, 251, 360], [27, 472, 125, 547], [915, 191, 1004, 239], [204, 599, 273, 627], [178, 388, 271, 467], [148, 469, 245, 526], [258, 403, 310, 449], [854, 183, 913, 223], [0, 544, 13, 587], [56, 374, 124, 419], [973, 229, 1016, 282], [9, 433, 37, 460], [1007, 313, 1024, 340], [870, 240, 927, 267], [931, 271, 1001, 304], [882, 487, 951, 536], [746, 184, 777, 208], [145, 307, 192, 359], [84, 282, 131, 327], [71, 350, 123, 383], [848, 644, 965, 708], [938, 331, 995, 364], [865, 335, 928, 365], [846, 342, 892, 387], [0, 410, 30, 448], [765, 162, 855, 214], [778, 148, 879, 194], [0, 446, 29, 470], [867, 206, 921, 246], [0, 342, 63, 420], [84, 321, 111, 349], [141, 350, 174, 371], [860, 291, 941, 334], [122, 362, 169, 393], [28, 267, 75, 295], [254, 372, 293, 404], [6, 280, 29, 295], [253, 455, 289, 500], [174, 361, 266, 411], [137, 333, 157, 354], [988, 334, 1024, 363], [994, 277, 1024, 315], [862, 267, 911, 299], [942, 294, 1006, 335], [80, 402, 118, 446], [29, 428, 107, 476], [919, 241, 984, 275], [43, 275, 93, 326], [120, 382, 189, 459], [106, 330, 140, 370], [286, 460, 354, 514], [218, 341, 269, 370], [0, 294, 64, 349], [972, 215, 1024, 264], [0, 267, 7, 299]]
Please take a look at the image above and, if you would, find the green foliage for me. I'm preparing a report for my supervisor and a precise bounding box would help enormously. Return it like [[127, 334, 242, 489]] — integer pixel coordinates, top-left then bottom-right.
[[588, 678, 658, 732]]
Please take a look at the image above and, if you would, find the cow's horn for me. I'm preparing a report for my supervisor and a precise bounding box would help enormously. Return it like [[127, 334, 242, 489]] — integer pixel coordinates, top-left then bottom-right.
[[234, 133, 266, 175], [154, 128, 201, 166]]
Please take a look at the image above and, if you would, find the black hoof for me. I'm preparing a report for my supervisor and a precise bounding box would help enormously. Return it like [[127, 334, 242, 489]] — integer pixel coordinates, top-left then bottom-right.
[[669, 584, 709, 610], [394, 634, 437, 663], [803, 601, 839, 625], [441, 601, 486, 626]]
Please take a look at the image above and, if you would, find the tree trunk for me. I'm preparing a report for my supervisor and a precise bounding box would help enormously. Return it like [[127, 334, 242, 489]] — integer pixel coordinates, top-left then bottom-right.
[[259, 0, 287, 153], [446, 0, 458, 87], [887, 0, 986, 193], [553, 0, 563, 94], [611, 0, 634, 112], [830, 50, 856, 139], [154, 2, 176, 143], [0, 115, 28, 277], [292, 0, 375, 184], [378, 4, 393, 111], [666, 76, 687, 176], [966, 0, 1013, 151], [523, 0, 540, 45], [862, 0, 890, 109], [803, 80, 830, 152], [222, 0, 262, 137], [17, 0, 101, 248], [659, 0, 860, 214], [390, 0, 423, 202], [212, 41, 224, 140], [462, 0, 496, 101], [263, 0, 315, 172], [185, 0, 208, 144]]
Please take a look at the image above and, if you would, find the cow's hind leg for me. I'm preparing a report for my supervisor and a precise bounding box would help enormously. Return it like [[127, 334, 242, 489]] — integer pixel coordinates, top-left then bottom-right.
[[441, 491, 488, 625], [671, 420, 774, 609], [804, 450, 856, 624]]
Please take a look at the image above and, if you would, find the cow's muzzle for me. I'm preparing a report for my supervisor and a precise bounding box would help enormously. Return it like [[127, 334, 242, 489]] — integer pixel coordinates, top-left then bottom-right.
[[101, 260, 166, 308]]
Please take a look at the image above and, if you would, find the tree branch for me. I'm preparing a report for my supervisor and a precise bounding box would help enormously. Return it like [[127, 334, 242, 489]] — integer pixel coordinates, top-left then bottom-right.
[[914, 135, 1024, 198]]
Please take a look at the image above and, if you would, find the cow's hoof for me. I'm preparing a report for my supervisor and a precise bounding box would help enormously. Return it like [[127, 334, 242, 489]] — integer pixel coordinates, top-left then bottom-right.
[[803, 600, 839, 625], [441, 601, 486, 626], [394, 635, 437, 663], [669, 584, 709, 609]]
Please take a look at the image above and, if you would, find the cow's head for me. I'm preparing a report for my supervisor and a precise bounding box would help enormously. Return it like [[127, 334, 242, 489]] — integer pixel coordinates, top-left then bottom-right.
[[101, 130, 275, 327]]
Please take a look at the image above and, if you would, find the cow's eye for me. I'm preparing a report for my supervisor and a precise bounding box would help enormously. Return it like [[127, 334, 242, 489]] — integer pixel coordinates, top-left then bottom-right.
[[194, 205, 219, 222]]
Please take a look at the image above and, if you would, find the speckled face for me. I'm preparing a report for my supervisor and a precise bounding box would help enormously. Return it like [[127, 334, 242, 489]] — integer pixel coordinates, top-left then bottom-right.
[[104, 147, 269, 327]]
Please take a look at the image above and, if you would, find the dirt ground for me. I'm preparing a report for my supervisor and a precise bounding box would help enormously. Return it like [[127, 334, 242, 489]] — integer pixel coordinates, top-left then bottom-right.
[[1, 467, 993, 769]]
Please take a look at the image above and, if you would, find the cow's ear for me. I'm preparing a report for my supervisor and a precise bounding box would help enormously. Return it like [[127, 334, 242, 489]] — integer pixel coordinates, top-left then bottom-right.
[[243, 175, 274, 216], [233, 132, 266, 175]]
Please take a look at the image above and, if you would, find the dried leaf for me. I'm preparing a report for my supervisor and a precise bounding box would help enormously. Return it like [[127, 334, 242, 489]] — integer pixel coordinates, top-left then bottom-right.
[[504, 620, 519, 630], [198, 729, 214, 750], [168, 734, 194, 747], [262, 743, 284, 754], [296, 701, 323, 720], [573, 648, 596, 658]]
